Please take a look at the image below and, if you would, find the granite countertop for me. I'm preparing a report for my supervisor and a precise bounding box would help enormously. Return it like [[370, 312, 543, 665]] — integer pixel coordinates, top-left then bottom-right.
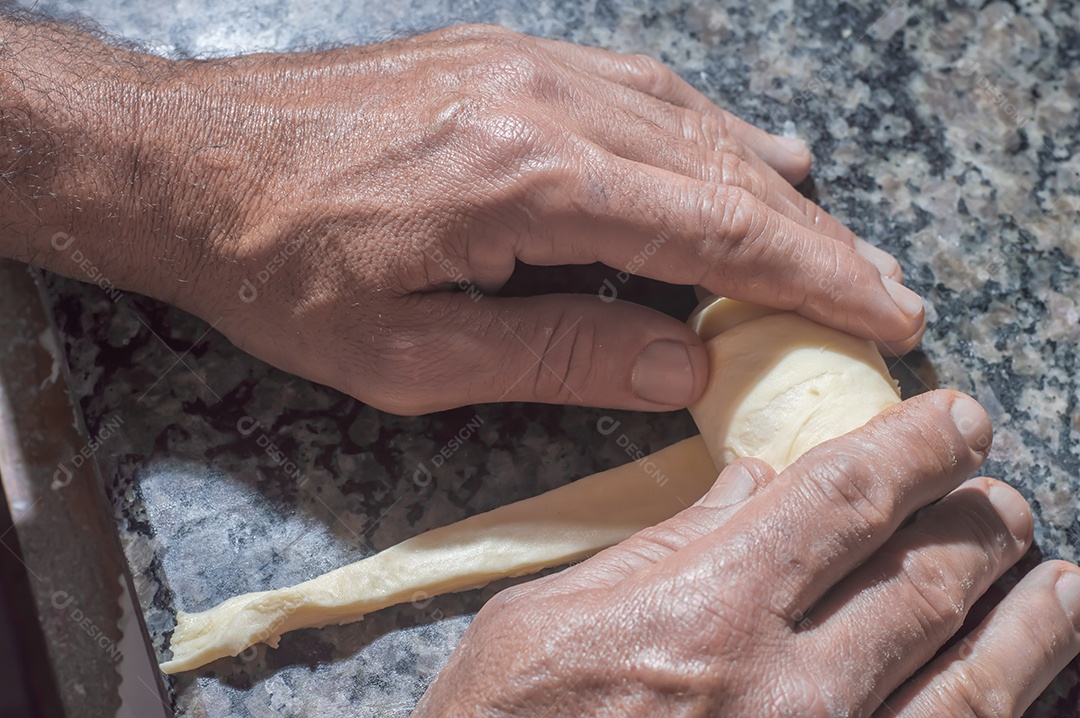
[[30, 0, 1080, 715]]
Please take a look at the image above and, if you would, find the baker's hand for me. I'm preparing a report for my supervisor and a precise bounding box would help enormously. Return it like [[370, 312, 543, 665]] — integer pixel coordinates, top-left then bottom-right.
[[1, 21, 924, 414], [416, 391, 1080, 716]]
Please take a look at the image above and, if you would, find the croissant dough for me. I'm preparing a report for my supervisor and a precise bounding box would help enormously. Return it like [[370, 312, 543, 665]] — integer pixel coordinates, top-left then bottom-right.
[[688, 306, 902, 471], [160, 299, 899, 673]]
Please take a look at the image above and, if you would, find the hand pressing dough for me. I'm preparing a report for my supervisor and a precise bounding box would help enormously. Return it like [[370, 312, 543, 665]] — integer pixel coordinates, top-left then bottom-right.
[[160, 298, 900, 673]]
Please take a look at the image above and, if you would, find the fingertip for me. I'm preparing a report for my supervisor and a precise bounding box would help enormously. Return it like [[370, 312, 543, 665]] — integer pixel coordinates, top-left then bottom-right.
[[686, 337, 709, 402], [630, 334, 708, 409], [773, 134, 811, 159], [696, 457, 773, 509], [723, 113, 812, 183], [854, 239, 903, 281], [877, 317, 926, 356], [953, 476, 1034, 552], [882, 277, 925, 321], [1051, 563, 1080, 632], [1046, 558, 1080, 582], [947, 391, 993, 456], [771, 135, 813, 184], [983, 477, 1034, 547], [866, 276, 926, 353], [732, 456, 777, 485]]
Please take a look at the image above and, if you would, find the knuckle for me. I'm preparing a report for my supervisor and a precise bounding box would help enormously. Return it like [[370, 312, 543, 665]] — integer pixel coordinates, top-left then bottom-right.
[[795, 449, 894, 533], [717, 152, 767, 198], [500, 51, 546, 89], [470, 46, 559, 100], [710, 128, 749, 161], [696, 111, 733, 144], [876, 393, 972, 474], [527, 315, 597, 403], [628, 52, 678, 95], [799, 238, 850, 297], [441, 101, 546, 168], [433, 93, 490, 137], [935, 663, 1015, 718], [658, 132, 713, 183], [770, 670, 832, 718], [827, 397, 957, 481], [701, 185, 764, 254], [718, 185, 765, 241], [1004, 603, 1066, 675], [799, 197, 837, 234], [889, 549, 969, 644], [669, 109, 709, 147], [480, 111, 546, 163]]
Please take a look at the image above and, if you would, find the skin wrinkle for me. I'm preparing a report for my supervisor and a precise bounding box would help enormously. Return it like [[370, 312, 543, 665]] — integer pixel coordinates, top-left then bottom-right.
[[712, 193, 802, 304], [896, 551, 970, 641], [810, 451, 893, 524]]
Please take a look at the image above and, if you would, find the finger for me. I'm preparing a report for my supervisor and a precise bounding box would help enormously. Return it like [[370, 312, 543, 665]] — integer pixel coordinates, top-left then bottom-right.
[[519, 147, 925, 352], [362, 292, 709, 414], [879, 560, 1080, 718], [605, 91, 903, 282], [565, 86, 903, 283], [677, 390, 990, 622], [555, 458, 776, 591], [803, 477, 1032, 713], [533, 37, 813, 183]]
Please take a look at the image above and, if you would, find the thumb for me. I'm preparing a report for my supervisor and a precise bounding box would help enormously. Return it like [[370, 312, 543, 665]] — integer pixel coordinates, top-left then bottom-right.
[[554, 458, 777, 592], [389, 292, 709, 413]]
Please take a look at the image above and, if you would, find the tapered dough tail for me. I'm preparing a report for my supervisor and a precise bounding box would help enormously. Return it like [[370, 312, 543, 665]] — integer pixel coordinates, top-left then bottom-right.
[[160, 435, 717, 673]]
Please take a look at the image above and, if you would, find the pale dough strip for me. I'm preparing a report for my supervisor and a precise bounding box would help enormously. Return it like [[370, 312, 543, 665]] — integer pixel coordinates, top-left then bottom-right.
[[159, 435, 717, 673]]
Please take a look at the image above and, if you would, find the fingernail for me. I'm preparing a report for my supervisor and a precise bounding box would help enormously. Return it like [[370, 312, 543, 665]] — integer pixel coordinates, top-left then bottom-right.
[[950, 395, 992, 454], [1054, 571, 1080, 630], [632, 340, 696, 406], [987, 483, 1032, 543], [855, 239, 901, 278], [883, 277, 924, 318], [696, 463, 758, 508], [774, 135, 808, 155]]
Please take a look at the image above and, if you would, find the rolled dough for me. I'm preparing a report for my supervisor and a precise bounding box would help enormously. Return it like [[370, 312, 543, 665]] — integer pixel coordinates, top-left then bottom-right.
[[159, 298, 900, 673], [688, 299, 901, 470]]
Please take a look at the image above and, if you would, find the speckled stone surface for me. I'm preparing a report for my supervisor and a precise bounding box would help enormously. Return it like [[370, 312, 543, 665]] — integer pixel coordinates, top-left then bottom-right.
[[27, 0, 1080, 715]]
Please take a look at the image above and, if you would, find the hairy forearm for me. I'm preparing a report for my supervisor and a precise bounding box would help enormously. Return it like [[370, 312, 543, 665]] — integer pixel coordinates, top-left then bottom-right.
[[0, 10, 257, 305], [0, 13, 144, 275]]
